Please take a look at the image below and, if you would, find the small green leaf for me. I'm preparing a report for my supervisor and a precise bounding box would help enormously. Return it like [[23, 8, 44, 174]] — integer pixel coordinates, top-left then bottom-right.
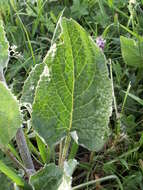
[[21, 63, 44, 105], [30, 163, 63, 190], [36, 134, 49, 163], [68, 142, 78, 160], [0, 19, 9, 70], [0, 82, 22, 146], [120, 36, 143, 67], [32, 18, 112, 151]]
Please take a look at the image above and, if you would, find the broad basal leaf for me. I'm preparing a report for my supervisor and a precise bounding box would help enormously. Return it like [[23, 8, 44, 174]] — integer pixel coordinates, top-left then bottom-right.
[[0, 82, 22, 146], [21, 63, 44, 105], [120, 36, 143, 67], [0, 20, 9, 70], [32, 18, 112, 151], [30, 163, 63, 190]]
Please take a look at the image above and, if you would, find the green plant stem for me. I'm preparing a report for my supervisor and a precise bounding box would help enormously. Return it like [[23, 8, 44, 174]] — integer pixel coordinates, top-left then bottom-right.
[[121, 81, 131, 114], [109, 59, 119, 119], [128, 2, 136, 32], [5, 149, 27, 174], [60, 135, 71, 166], [89, 151, 95, 163], [58, 141, 63, 165], [0, 160, 24, 187], [72, 175, 123, 190], [86, 151, 95, 189], [109, 59, 123, 136], [8, 144, 22, 162]]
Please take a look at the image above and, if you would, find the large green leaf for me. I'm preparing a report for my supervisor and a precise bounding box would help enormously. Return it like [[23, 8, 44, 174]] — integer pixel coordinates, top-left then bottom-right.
[[120, 36, 143, 67], [0, 82, 22, 146], [21, 63, 44, 105], [32, 18, 112, 151], [0, 20, 9, 70], [30, 163, 63, 190]]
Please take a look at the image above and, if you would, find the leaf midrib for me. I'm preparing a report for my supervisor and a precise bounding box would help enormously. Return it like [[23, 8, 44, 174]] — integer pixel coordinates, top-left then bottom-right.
[[65, 21, 75, 133]]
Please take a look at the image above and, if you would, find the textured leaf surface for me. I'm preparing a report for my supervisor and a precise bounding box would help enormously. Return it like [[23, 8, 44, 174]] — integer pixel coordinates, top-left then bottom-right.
[[0, 20, 9, 70], [120, 36, 143, 67], [21, 63, 44, 105], [58, 159, 77, 190], [0, 82, 22, 146], [32, 18, 112, 151], [30, 163, 63, 190]]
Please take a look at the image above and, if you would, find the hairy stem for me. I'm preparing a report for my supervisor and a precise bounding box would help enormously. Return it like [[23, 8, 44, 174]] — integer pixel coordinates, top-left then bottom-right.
[[6, 149, 26, 170], [60, 135, 71, 166], [5, 149, 31, 177], [16, 128, 35, 175], [58, 141, 63, 165]]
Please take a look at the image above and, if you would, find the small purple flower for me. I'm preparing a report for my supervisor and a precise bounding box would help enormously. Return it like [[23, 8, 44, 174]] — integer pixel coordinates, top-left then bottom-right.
[[96, 36, 106, 50]]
